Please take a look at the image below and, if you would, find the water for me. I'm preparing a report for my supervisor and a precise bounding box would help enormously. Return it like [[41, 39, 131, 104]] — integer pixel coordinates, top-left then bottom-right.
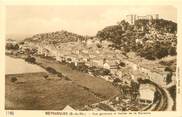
[[6, 56, 46, 74]]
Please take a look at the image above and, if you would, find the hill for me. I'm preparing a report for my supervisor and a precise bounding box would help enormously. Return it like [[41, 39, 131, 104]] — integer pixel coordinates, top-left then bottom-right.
[[96, 19, 177, 60], [24, 30, 87, 44]]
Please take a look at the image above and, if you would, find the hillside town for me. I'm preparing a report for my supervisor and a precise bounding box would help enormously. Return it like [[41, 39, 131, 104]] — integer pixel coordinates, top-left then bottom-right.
[[6, 14, 177, 111]]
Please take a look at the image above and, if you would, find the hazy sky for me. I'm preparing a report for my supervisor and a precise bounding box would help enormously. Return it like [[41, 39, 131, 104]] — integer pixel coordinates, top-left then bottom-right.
[[6, 5, 177, 39]]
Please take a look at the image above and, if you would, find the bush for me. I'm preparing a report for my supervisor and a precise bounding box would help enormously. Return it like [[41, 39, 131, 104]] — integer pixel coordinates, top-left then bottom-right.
[[46, 67, 57, 74], [159, 60, 175, 66], [6, 43, 19, 50], [119, 61, 126, 67], [64, 76, 71, 81], [168, 46, 177, 56], [97, 68, 110, 76], [113, 78, 121, 83], [57, 72, 63, 77], [77, 63, 88, 73], [155, 47, 169, 59], [164, 67, 172, 72], [43, 74, 49, 79], [11, 77, 17, 82], [97, 103, 115, 111], [25, 56, 36, 63], [145, 55, 156, 60], [96, 43, 102, 48]]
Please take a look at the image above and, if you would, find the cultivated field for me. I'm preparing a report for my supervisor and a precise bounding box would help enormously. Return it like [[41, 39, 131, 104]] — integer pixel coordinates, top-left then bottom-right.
[[5, 58, 120, 110]]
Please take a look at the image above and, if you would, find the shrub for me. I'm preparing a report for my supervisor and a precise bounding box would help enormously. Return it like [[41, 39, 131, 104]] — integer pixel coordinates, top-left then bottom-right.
[[77, 63, 88, 73], [97, 103, 115, 111], [119, 61, 126, 67], [11, 77, 17, 82], [155, 47, 169, 59], [113, 78, 121, 83], [64, 76, 71, 81], [6, 43, 19, 50], [168, 46, 177, 56], [159, 60, 174, 66], [145, 55, 156, 60], [164, 67, 172, 72], [46, 67, 57, 74], [43, 74, 49, 79], [67, 58, 72, 61], [96, 43, 102, 48], [25, 56, 36, 63], [57, 72, 63, 77], [97, 68, 110, 76]]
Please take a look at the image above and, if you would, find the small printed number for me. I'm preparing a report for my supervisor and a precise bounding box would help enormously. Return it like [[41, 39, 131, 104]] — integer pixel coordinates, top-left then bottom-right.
[[6, 111, 14, 116]]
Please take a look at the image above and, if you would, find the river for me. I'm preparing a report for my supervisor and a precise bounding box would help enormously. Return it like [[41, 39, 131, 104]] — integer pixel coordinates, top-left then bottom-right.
[[6, 56, 46, 74]]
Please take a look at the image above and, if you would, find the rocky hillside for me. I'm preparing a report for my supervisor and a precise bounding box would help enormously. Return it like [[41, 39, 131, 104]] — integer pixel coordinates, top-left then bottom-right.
[[96, 19, 177, 60]]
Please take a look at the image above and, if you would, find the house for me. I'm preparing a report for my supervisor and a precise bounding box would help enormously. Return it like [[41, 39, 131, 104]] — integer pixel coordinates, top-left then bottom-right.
[[92, 59, 103, 67], [62, 105, 75, 111], [135, 39, 143, 45], [138, 84, 155, 104]]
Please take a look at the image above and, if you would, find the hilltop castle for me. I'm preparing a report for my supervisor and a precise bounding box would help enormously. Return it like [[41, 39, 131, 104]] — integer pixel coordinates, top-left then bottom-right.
[[125, 14, 159, 25]]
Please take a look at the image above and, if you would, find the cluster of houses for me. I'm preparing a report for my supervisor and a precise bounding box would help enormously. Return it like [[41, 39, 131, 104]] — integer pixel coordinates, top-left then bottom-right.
[[18, 37, 164, 105], [131, 26, 176, 51], [6, 28, 175, 110], [82, 83, 156, 111]]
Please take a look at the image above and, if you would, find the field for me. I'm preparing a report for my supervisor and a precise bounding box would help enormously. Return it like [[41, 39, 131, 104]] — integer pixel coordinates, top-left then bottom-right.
[[5, 57, 120, 110], [35, 57, 120, 98], [6, 72, 103, 110]]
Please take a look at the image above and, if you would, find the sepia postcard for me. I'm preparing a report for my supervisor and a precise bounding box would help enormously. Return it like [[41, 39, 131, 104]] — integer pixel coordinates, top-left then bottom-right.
[[0, 0, 182, 117]]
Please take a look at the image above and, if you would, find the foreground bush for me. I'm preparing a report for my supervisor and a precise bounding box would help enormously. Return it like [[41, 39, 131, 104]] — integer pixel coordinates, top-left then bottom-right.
[[25, 56, 36, 63], [46, 67, 57, 74], [11, 77, 17, 82]]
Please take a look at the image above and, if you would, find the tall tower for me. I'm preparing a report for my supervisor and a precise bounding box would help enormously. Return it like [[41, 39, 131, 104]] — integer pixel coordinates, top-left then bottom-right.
[[125, 14, 136, 25]]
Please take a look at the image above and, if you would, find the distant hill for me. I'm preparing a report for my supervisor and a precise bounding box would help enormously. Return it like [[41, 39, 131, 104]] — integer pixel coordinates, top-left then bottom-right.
[[24, 30, 87, 44]]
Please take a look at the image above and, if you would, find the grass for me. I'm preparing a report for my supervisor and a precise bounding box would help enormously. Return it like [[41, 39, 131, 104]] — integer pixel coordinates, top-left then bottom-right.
[[5, 72, 103, 110], [5, 57, 120, 110], [35, 57, 120, 99]]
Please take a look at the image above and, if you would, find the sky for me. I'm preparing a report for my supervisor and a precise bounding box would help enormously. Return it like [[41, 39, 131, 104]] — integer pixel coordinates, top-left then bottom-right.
[[6, 5, 177, 40]]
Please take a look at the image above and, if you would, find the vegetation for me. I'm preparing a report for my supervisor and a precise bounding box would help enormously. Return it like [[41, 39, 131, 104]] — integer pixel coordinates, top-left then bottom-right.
[[46, 67, 57, 74], [24, 30, 87, 44], [119, 61, 126, 67], [96, 19, 177, 60], [136, 41, 176, 60], [11, 77, 17, 82], [96, 103, 115, 111], [25, 56, 36, 63], [6, 43, 19, 50], [43, 74, 49, 79]]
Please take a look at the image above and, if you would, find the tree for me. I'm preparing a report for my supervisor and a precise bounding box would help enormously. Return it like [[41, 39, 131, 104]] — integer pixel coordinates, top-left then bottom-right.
[[25, 56, 36, 63], [168, 46, 177, 56], [6, 43, 19, 50], [46, 67, 57, 74], [14, 44, 19, 50], [11, 77, 17, 82]]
